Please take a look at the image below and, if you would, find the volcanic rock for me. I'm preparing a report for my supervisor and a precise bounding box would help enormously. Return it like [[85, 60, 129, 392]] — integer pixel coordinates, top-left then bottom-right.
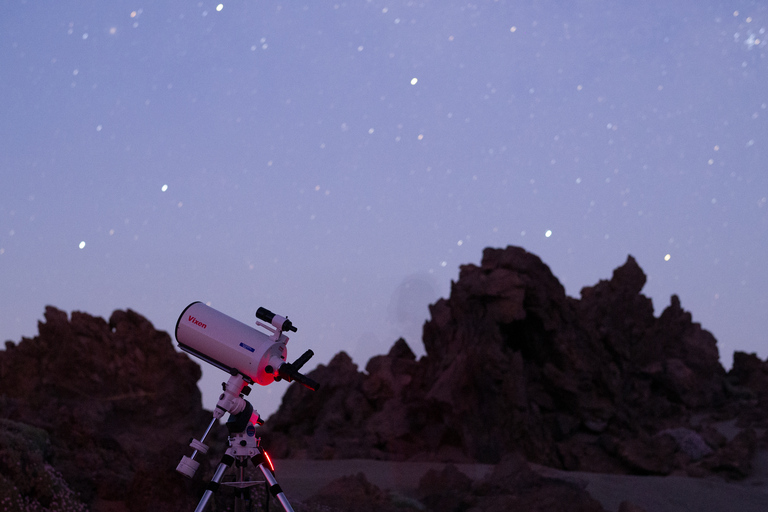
[[467, 454, 606, 512], [4, 245, 767, 510], [265, 246, 766, 479], [299, 472, 400, 512], [416, 463, 474, 511], [298, 456, 607, 512], [0, 307, 219, 511], [0, 418, 86, 511]]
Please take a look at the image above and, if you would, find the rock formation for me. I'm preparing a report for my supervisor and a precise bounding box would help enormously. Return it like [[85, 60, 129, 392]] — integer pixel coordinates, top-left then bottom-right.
[[298, 455, 607, 512], [265, 246, 768, 478], [2, 245, 768, 511], [0, 307, 220, 512]]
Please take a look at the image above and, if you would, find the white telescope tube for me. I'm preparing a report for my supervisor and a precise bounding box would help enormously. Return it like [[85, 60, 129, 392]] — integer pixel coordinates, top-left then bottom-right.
[[175, 302, 287, 386]]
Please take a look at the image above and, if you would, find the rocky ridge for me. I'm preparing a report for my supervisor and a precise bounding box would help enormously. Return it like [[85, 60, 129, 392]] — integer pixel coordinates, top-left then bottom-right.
[[266, 246, 768, 478], [0, 307, 220, 511], [2, 245, 767, 511]]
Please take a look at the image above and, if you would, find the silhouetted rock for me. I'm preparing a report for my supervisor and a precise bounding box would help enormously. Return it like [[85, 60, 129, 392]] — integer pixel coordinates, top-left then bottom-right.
[[417, 464, 474, 512], [467, 454, 606, 512], [730, 352, 768, 400], [0, 418, 86, 511], [4, 245, 767, 511], [265, 246, 766, 480], [697, 428, 759, 479], [657, 427, 713, 461], [414, 455, 607, 512], [726, 351, 768, 430], [0, 307, 219, 512], [299, 472, 407, 512], [266, 342, 425, 461], [298, 456, 606, 512]]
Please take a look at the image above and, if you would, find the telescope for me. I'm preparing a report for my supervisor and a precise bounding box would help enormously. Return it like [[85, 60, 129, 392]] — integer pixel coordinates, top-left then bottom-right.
[[176, 301, 319, 390], [174, 302, 319, 512]]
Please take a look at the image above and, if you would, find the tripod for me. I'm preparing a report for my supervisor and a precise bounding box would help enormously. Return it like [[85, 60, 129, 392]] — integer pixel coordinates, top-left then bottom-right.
[[177, 374, 297, 512]]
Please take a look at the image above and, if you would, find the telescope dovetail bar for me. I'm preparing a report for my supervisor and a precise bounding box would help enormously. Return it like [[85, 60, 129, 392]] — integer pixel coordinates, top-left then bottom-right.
[[174, 302, 320, 512]]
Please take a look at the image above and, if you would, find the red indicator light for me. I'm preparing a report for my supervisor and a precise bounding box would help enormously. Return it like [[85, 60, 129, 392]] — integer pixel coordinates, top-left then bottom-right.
[[263, 450, 275, 472]]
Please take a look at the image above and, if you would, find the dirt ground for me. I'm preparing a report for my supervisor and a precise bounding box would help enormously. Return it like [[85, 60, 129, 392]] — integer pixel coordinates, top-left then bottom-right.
[[271, 450, 768, 512]]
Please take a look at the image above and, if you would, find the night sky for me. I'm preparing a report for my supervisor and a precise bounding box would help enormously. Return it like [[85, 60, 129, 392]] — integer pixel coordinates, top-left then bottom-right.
[[2, 1, 767, 417]]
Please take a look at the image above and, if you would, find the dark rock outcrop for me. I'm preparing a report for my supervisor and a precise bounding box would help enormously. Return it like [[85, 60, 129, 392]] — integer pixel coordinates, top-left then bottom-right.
[[0, 418, 86, 511], [265, 246, 767, 479], [3, 245, 768, 510], [298, 456, 607, 512], [464, 454, 606, 512], [0, 307, 219, 512], [299, 472, 400, 512]]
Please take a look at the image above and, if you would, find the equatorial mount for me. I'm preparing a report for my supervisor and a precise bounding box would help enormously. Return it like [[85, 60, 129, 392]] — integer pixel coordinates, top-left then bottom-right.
[[177, 374, 296, 512], [174, 303, 320, 512]]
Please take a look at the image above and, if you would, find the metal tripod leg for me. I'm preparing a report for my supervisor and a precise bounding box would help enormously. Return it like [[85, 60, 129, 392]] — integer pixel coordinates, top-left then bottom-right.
[[195, 454, 235, 512], [252, 454, 294, 512]]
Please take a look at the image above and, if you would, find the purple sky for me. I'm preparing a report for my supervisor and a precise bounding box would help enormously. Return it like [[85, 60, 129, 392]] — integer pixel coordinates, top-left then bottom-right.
[[2, 1, 767, 417]]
